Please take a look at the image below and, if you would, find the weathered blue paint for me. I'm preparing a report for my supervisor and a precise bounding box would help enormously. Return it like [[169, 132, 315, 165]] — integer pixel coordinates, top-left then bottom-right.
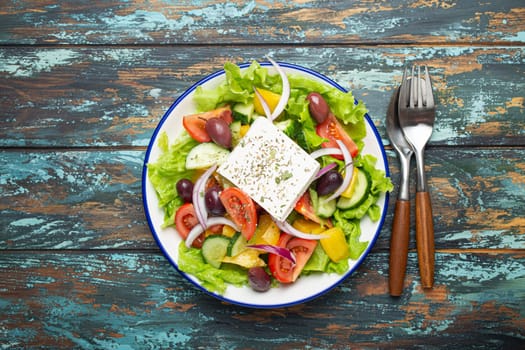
[[1, 1, 524, 347], [0, 150, 150, 250], [0, 49, 81, 77], [1, 1, 524, 45], [0, 46, 524, 147], [0, 252, 523, 348], [1, 149, 524, 251]]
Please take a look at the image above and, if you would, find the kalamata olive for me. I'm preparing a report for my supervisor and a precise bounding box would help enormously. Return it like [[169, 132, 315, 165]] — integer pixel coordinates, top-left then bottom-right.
[[248, 267, 271, 292], [306, 92, 330, 124], [176, 179, 194, 202], [204, 186, 226, 216], [317, 169, 343, 196], [205, 117, 232, 148]]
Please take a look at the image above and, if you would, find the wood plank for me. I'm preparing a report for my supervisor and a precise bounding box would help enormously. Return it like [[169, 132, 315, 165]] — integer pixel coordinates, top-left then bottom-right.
[[0, 1, 524, 45], [0, 150, 151, 250], [1, 149, 524, 250], [0, 251, 523, 348], [0, 46, 524, 148]]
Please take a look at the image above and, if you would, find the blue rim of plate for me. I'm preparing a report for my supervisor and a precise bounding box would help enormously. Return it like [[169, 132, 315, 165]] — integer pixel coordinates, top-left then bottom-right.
[[142, 61, 390, 308]]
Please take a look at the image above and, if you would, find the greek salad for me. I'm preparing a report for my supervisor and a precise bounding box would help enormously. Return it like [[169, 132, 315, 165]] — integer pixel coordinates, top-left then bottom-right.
[[147, 59, 392, 294]]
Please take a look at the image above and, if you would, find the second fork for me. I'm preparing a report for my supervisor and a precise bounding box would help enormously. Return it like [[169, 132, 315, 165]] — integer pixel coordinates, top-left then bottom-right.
[[398, 65, 436, 289]]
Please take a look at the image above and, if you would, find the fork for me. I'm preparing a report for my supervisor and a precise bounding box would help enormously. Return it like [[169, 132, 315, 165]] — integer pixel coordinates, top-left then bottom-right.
[[398, 65, 436, 288]]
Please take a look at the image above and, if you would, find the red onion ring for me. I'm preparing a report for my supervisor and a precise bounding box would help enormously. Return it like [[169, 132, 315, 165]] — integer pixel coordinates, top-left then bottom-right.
[[275, 219, 327, 240], [310, 147, 343, 159], [185, 224, 206, 248], [253, 87, 272, 119], [192, 164, 217, 228], [185, 217, 240, 248], [266, 57, 290, 121], [315, 162, 338, 180], [326, 140, 354, 201], [247, 244, 296, 265]]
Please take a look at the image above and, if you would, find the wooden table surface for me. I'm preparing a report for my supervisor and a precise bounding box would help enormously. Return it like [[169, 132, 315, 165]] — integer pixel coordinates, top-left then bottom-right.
[[1, 1, 524, 348]]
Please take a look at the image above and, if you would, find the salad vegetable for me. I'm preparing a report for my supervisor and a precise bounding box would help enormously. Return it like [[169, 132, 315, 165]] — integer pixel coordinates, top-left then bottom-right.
[[147, 59, 392, 294]]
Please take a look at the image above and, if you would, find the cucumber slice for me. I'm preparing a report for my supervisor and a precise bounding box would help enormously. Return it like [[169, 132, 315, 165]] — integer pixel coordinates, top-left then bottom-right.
[[227, 232, 247, 257], [336, 169, 371, 210], [185, 142, 230, 169], [232, 103, 254, 124], [201, 235, 231, 268], [303, 244, 330, 272], [310, 189, 336, 218], [316, 195, 337, 218], [230, 121, 242, 147]]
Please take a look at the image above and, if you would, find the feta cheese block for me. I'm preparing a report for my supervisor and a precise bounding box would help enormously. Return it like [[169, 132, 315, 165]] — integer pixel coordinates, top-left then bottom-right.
[[217, 117, 320, 222]]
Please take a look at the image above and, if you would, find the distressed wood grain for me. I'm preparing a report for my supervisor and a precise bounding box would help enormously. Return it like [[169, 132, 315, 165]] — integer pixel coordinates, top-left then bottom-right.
[[0, 150, 150, 250], [0, 1, 524, 45], [0, 46, 524, 148], [1, 149, 524, 250], [0, 251, 523, 348], [1, 1, 524, 346]]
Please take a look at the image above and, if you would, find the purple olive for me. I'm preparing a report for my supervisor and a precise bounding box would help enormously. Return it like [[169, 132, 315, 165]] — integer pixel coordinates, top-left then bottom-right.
[[204, 186, 226, 216], [248, 267, 271, 292], [176, 179, 194, 202], [306, 92, 330, 124], [205, 117, 232, 148], [317, 169, 343, 196]]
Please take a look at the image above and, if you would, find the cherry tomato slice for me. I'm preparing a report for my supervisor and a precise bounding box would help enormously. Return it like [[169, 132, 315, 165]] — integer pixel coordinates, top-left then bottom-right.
[[316, 113, 359, 159], [174, 203, 204, 248], [268, 233, 318, 283], [294, 191, 331, 227], [219, 187, 257, 241], [182, 106, 233, 143], [268, 234, 294, 283]]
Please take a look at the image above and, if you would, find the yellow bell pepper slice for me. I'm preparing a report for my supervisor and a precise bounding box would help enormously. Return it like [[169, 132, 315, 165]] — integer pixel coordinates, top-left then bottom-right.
[[320, 227, 350, 263], [292, 218, 325, 234], [249, 214, 280, 246], [222, 249, 266, 268], [341, 167, 360, 198], [239, 124, 250, 137], [253, 88, 281, 115], [221, 225, 237, 238]]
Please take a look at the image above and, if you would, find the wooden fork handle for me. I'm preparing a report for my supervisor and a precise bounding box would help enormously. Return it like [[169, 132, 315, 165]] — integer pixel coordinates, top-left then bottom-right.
[[389, 199, 410, 296], [416, 191, 435, 288]]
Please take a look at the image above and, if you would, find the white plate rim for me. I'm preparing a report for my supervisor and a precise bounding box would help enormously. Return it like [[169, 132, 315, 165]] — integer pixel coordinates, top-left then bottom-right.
[[142, 61, 390, 308]]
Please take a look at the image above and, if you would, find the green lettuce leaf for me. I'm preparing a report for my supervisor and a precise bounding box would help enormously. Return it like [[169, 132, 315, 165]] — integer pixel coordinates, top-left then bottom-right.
[[192, 61, 369, 153], [193, 61, 282, 112], [357, 154, 394, 196], [337, 154, 393, 222], [178, 242, 248, 294], [147, 132, 198, 226], [333, 211, 369, 260]]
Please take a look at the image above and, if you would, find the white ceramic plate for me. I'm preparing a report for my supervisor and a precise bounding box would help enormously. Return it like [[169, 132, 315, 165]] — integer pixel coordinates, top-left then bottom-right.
[[142, 61, 390, 308]]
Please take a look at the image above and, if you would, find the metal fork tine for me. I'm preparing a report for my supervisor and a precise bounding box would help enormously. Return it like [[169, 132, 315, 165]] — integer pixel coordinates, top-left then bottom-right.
[[399, 66, 409, 107], [410, 66, 416, 108], [424, 66, 434, 108], [417, 66, 423, 108]]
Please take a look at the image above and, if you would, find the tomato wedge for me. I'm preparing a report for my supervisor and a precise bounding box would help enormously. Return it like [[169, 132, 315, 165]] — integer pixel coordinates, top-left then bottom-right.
[[219, 187, 257, 240], [268, 233, 318, 283], [316, 113, 359, 159], [294, 191, 331, 227], [174, 203, 204, 248], [182, 106, 233, 142]]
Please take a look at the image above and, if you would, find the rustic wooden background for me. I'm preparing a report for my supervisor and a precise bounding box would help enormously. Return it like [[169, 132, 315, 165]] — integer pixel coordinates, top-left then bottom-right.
[[1, 1, 524, 348]]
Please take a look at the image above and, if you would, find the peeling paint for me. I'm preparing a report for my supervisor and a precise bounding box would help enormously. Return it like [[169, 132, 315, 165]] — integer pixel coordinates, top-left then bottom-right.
[[8, 218, 46, 227], [149, 88, 162, 98], [0, 49, 80, 77], [1, 2, 524, 346], [188, 1, 257, 24]]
